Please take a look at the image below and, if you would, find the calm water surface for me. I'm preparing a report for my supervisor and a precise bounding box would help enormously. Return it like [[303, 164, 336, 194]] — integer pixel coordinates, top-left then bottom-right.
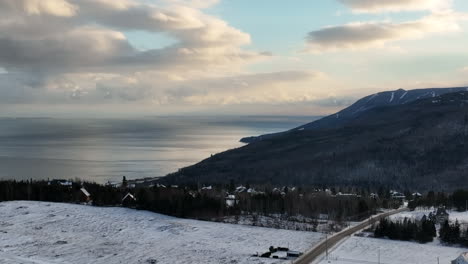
[[0, 116, 317, 183]]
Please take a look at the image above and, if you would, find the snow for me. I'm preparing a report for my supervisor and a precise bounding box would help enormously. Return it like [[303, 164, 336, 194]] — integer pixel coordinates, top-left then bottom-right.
[[400, 91, 408, 99], [80, 188, 90, 197], [389, 92, 394, 103], [389, 208, 432, 222], [316, 236, 466, 264], [0, 201, 322, 264], [450, 211, 468, 224], [367, 93, 378, 102]]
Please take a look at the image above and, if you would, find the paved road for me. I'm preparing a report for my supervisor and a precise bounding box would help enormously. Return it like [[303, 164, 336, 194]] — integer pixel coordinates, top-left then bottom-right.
[[293, 208, 409, 264]]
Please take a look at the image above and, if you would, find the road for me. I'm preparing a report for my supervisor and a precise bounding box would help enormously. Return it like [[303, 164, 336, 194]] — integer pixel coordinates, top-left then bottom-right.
[[293, 207, 409, 264]]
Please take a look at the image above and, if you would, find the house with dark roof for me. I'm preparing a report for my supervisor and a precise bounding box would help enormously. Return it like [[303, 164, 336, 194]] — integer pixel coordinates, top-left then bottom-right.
[[122, 193, 136, 207]]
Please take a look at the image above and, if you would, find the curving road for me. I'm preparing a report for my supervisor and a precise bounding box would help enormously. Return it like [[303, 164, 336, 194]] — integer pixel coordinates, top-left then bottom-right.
[[293, 208, 409, 264]]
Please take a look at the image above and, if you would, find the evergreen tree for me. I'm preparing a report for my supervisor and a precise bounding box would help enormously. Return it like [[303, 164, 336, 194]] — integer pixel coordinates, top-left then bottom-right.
[[122, 176, 128, 189]]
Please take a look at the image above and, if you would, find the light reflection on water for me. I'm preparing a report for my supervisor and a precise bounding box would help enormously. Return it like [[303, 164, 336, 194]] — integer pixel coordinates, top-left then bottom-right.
[[0, 116, 318, 183]]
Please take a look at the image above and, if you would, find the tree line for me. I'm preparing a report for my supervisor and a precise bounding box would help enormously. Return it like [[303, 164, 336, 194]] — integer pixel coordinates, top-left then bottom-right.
[[374, 216, 436, 243], [408, 189, 468, 211], [0, 180, 394, 222], [439, 220, 468, 246], [374, 216, 468, 247]]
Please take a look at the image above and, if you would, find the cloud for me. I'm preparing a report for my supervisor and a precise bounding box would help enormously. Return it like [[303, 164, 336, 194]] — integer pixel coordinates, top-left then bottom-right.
[[0, 0, 78, 17], [162, 71, 327, 105], [0, 0, 259, 72], [0, 66, 329, 108], [305, 12, 464, 52], [165, 0, 220, 9], [0, 0, 292, 111], [337, 0, 451, 13]]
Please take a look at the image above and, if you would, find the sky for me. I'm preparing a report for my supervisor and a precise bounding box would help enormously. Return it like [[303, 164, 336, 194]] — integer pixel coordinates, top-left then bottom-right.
[[0, 0, 467, 117]]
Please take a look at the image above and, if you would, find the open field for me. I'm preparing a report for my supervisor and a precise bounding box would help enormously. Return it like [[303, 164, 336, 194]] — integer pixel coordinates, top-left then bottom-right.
[[315, 236, 465, 264], [0, 201, 323, 264]]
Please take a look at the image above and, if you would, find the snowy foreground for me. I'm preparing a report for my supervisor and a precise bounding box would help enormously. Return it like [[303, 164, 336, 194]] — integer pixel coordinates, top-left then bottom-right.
[[316, 236, 465, 264], [0, 201, 323, 264]]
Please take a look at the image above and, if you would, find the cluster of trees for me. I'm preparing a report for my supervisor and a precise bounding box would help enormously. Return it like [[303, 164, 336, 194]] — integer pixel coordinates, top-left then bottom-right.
[[439, 220, 468, 246], [0, 180, 392, 222], [0, 180, 86, 203], [374, 215, 468, 247], [0, 180, 225, 219], [374, 216, 436, 243], [235, 191, 380, 222]]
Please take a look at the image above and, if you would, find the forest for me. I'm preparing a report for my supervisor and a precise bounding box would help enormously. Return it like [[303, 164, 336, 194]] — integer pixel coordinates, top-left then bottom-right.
[[373, 216, 437, 243], [374, 216, 468, 246], [0, 179, 397, 222]]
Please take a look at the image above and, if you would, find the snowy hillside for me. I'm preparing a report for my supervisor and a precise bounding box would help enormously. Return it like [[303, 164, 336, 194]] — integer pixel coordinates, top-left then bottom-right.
[[0, 201, 323, 264], [316, 236, 465, 264]]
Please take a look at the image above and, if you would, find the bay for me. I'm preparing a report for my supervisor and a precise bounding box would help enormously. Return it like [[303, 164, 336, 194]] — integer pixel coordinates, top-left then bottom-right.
[[0, 116, 317, 183]]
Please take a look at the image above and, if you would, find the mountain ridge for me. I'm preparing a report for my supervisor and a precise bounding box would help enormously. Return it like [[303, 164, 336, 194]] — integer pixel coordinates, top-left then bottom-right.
[[162, 88, 468, 191], [241, 87, 468, 143]]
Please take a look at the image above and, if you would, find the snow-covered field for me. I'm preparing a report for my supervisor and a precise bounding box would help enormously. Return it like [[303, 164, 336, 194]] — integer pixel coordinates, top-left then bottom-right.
[[316, 236, 466, 264], [0, 201, 323, 264], [314, 209, 468, 264]]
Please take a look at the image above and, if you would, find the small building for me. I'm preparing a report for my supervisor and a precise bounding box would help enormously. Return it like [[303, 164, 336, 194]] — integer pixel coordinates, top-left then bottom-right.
[[80, 187, 92, 204], [318, 213, 329, 221], [48, 179, 73, 187], [390, 190, 406, 200], [435, 207, 449, 224], [225, 194, 237, 207], [235, 186, 247, 193], [122, 193, 136, 207], [287, 251, 302, 258], [452, 253, 468, 264], [247, 188, 257, 194]]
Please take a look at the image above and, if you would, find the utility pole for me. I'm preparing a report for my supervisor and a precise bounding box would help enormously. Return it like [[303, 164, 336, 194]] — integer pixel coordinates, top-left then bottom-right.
[[325, 233, 328, 260], [378, 248, 380, 264]]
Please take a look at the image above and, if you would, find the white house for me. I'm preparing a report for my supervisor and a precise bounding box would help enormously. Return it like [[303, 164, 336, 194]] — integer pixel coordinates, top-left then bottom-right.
[[452, 253, 468, 264], [225, 194, 236, 207], [201, 186, 213, 191]]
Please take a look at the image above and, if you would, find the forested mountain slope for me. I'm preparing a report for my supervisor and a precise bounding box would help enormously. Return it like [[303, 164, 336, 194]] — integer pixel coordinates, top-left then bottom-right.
[[163, 90, 468, 191]]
